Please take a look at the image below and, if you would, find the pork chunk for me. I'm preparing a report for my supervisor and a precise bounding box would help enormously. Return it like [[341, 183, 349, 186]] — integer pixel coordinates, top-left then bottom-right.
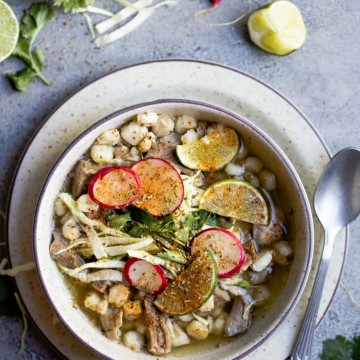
[[143, 296, 171, 355]]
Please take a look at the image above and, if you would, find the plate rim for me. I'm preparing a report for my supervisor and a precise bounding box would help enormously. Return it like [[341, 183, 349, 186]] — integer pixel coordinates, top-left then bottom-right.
[[5, 58, 348, 358]]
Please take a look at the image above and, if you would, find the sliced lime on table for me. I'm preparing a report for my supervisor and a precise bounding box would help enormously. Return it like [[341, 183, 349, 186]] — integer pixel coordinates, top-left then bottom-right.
[[248, 0, 307, 56], [199, 179, 270, 225], [0, 0, 19, 63], [176, 127, 239, 171]]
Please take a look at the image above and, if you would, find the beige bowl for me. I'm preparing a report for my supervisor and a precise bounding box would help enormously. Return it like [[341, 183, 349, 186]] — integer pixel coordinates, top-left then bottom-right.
[[34, 99, 313, 360]]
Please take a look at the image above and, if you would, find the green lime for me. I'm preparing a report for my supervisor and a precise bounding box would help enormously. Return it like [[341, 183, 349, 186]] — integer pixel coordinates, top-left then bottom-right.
[[176, 127, 239, 172], [199, 179, 270, 225], [0, 0, 19, 63], [154, 250, 218, 315], [248, 1, 307, 56]]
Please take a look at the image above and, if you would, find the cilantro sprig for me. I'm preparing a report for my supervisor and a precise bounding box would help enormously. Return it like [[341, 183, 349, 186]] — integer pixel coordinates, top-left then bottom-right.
[[7, 3, 56, 92], [53, 0, 95, 13], [321, 335, 360, 360], [106, 208, 218, 248]]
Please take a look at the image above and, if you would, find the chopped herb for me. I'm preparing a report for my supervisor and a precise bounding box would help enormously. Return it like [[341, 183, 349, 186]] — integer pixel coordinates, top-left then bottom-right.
[[7, 3, 56, 91], [53, 0, 95, 12], [321, 335, 360, 360]]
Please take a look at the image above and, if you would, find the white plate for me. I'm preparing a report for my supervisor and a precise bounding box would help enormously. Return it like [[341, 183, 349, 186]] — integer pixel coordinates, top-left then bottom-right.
[[6, 59, 347, 360]]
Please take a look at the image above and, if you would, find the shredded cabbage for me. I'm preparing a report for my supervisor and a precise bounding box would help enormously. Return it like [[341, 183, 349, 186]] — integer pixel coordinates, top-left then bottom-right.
[[86, 5, 114, 16], [54, 239, 90, 255], [59, 265, 123, 283], [82, 225, 107, 259], [95, 0, 153, 34], [83, 13, 96, 39], [105, 237, 154, 256], [70, 259, 125, 275], [127, 249, 171, 266], [59, 193, 129, 237], [0, 260, 35, 276], [94, 0, 177, 47]]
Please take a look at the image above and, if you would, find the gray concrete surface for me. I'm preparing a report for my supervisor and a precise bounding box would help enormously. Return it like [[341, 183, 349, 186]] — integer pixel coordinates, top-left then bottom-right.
[[1, 0, 359, 359]]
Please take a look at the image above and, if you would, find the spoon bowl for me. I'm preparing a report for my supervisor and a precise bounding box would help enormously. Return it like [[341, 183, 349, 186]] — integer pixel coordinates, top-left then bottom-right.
[[315, 148, 360, 230]]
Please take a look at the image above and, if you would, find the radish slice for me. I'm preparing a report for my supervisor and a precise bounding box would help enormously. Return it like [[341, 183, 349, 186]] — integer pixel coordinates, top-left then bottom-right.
[[88, 166, 140, 209], [132, 158, 184, 217], [124, 258, 167, 295], [191, 228, 245, 278]]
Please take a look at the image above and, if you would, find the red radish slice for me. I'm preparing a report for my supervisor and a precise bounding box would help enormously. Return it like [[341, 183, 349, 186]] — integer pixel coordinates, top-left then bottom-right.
[[191, 227, 245, 278], [132, 158, 184, 217], [124, 258, 167, 295], [88, 166, 140, 209]]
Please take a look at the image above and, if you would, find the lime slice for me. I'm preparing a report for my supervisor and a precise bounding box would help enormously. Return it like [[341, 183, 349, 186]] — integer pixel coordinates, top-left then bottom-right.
[[0, 0, 19, 63], [154, 250, 218, 315], [176, 127, 239, 172], [199, 179, 269, 225], [248, 1, 306, 56]]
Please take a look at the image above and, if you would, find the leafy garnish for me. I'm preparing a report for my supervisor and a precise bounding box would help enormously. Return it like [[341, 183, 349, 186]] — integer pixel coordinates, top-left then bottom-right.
[[321, 335, 360, 360], [107, 212, 133, 230], [157, 249, 188, 265], [7, 3, 56, 91], [53, 0, 95, 12]]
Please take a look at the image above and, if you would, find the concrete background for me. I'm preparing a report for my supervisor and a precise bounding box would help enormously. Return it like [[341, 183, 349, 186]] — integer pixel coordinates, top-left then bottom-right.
[[0, 0, 359, 359]]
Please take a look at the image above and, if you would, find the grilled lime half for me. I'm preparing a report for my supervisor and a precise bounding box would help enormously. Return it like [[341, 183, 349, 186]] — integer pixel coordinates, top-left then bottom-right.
[[199, 179, 270, 225], [154, 250, 218, 315], [176, 127, 239, 172]]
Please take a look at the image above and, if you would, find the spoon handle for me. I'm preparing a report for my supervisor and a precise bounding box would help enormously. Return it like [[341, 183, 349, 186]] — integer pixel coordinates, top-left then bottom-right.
[[289, 229, 336, 360]]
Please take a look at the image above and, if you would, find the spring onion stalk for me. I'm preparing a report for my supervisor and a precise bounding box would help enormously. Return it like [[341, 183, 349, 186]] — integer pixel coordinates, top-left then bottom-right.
[[105, 237, 154, 256], [70, 259, 126, 275], [95, 0, 153, 34]]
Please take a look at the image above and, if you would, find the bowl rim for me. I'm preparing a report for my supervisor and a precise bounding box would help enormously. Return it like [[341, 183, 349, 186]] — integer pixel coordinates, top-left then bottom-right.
[[33, 98, 314, 360]]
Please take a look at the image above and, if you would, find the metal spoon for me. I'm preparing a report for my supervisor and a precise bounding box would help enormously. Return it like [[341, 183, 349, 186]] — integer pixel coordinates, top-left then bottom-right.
[[290, 147, 360, 360]]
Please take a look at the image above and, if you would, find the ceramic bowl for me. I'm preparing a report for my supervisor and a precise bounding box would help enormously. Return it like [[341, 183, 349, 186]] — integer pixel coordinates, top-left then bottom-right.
[[34, 99, 314, 360]]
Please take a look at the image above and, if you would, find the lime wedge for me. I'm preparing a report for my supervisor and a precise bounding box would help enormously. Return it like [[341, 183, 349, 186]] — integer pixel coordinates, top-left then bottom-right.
[[154, 250, 218, 315], [199, 179, 269, 225], [248, 1, 306, 56], [0, 0, 19, 63], [176, 127, 239, 172]]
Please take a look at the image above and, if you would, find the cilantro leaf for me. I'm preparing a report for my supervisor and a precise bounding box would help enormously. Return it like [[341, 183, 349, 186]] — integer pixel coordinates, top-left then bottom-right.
[[321, 335, 354, 360], [21, 3, 56, 39], [53, 0, 95, 12], [7, 3, 56, 91], [107, 212, 132, 230], [352, 336, 360, 360], [8, 68, 36, 92]]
